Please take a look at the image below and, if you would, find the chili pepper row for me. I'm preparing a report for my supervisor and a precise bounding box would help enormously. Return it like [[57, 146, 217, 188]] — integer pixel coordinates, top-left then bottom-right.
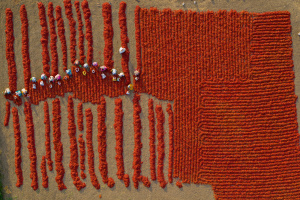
[[74, 1, 85, 64], [4, 102, 11, 126], [24, 102, 38, 190], [77, 102, 84, 131], [132, 94, 143, 189], [119, 2, 131, 86], [78, 134, 87, 179], [52, 98, 67, 190], [155, 105, 167, 188], [211, 11, 300, 199], [85, 108, 101, 189], [97, 97, 115, 188], [114, 99, 126, 182], [38, 3, 50, 77], [20, 5, 31, 91], [12, 107, 23, 187], [63, 0, 76, 64], [48, 2, 58, 77], [55, 6, 68, 72], [148, 99, 156, 181], [81, 0, 93, 66], [68, 96, 86, 190], [44, 101, 53, 171], [5, 8, 17, 93], [41, 156, 48, 188]]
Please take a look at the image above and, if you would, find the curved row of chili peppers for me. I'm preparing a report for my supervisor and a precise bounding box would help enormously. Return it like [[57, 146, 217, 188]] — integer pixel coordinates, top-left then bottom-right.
[[5, 3, 300, 198], [55, 6, 68, 72], [24, 102, 38, 190], [68, 96, 86, 190], [52, 98, 67, 190], [85, 108, 100, 189], [44, 101, 53, 171], [12, 107, 23, 187]]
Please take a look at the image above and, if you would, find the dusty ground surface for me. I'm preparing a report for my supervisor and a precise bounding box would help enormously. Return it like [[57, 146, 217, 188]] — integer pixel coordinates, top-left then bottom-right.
[[0, 0, 300, 199]]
